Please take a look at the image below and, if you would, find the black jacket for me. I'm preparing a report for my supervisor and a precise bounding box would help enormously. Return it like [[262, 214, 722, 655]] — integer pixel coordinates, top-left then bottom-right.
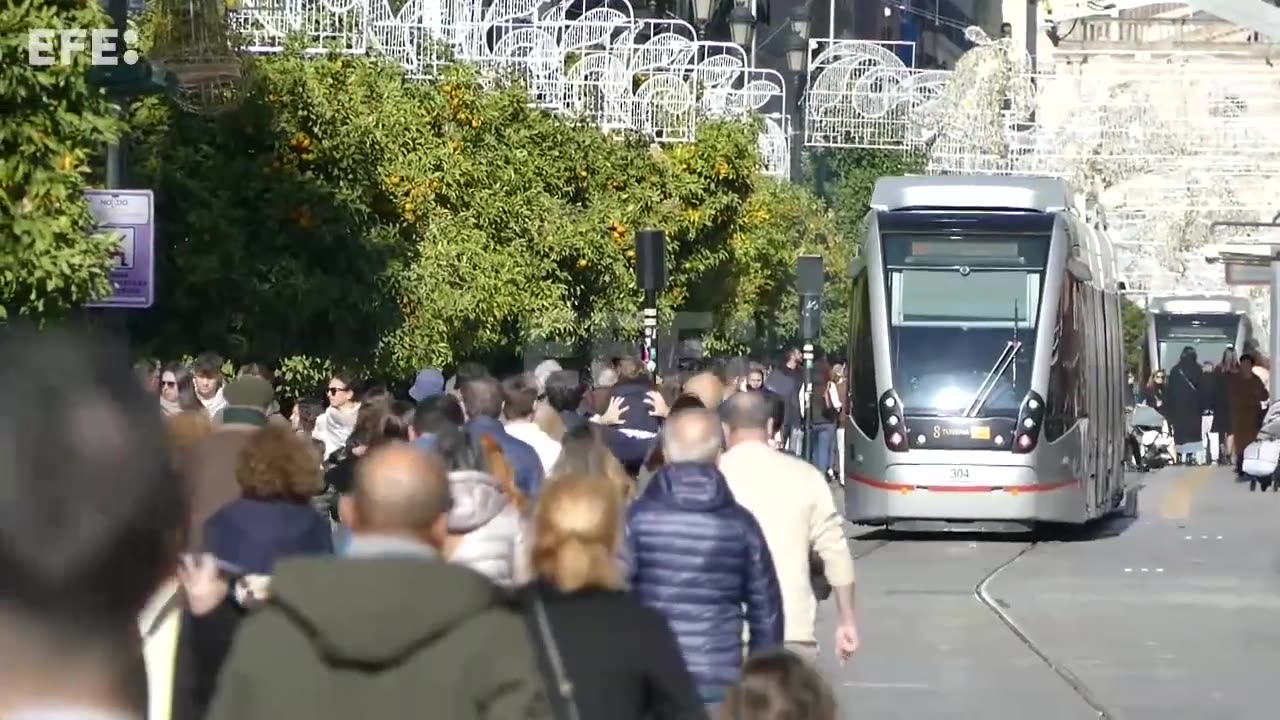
[[130, 598, 244, 720], [525, 582, 705, 720], [1167, 361, 1204, 445], [765, 368, 801, 431], [187, 601, 245, 717]]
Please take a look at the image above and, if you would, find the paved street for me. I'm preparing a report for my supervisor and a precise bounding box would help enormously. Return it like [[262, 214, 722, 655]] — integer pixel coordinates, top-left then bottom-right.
[[815, 466, 1280, 719]]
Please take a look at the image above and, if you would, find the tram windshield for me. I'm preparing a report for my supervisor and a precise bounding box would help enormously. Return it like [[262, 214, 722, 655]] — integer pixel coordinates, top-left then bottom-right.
[[1154, 314, 1238, 370], [885, 238, 1046, 418]]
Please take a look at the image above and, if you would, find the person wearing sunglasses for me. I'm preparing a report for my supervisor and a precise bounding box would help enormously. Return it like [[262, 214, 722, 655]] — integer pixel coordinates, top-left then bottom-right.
[[159, 361, 202, 416], [313, 372, 363, 459]]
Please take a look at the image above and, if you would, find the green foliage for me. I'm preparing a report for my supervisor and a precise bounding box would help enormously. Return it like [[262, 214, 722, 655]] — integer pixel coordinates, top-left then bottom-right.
[[127, 49, 839, 396], [790, 147, 925, 355], [0, 0, 124, 319], [807, 147, 926, 247], [1121, 296, 1147, 376]]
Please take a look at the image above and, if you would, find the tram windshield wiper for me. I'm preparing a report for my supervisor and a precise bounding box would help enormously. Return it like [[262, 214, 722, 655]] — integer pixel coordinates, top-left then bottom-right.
[[964, 340, 1021, 418]]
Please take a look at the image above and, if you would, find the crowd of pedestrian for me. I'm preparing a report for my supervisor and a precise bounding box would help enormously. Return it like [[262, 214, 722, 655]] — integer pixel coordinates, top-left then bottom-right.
[[1140, 345, 1269, 473], [1, 328, 859, 720]]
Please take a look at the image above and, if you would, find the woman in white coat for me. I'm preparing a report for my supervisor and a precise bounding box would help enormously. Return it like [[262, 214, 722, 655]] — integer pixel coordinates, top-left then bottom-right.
[[434, 424, 530, 586]]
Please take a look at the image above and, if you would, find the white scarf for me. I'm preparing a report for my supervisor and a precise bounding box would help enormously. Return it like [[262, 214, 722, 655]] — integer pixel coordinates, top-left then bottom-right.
[[313, 403, 359, 457], [197, 388, 226, 418]]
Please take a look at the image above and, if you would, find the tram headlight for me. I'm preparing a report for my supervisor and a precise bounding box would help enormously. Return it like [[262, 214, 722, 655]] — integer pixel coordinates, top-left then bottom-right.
[[879, 389, 908, 453], [1012, 390, 1046, 455]]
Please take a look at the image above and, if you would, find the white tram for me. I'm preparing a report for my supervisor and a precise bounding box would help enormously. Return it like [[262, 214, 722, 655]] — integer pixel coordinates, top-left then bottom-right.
[[844, 176, 1132, 526], [1142, 295, 1253, 380]]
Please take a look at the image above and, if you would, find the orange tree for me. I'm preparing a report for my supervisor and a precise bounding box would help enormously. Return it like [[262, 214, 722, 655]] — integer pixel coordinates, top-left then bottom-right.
[[126, 47, 844, 394], [0, 0, 122, 319]]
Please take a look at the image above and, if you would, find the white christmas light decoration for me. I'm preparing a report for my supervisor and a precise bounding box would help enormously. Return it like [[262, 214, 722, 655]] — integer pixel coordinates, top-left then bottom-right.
[[226, 0, 791, 176]]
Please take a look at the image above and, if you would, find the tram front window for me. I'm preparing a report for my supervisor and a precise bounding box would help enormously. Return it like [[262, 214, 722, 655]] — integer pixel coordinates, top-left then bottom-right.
[[1154, 314, 1237, 370], [888, 269, 1041, 418]]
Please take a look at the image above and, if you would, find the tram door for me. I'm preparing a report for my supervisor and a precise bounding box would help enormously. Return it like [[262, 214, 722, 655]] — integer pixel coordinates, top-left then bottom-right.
[[1100, 290, 1117, 509], [1090, 285, 1107, 513], [1109, 291, 1126, 500], [1080, 282, 1100, 512]]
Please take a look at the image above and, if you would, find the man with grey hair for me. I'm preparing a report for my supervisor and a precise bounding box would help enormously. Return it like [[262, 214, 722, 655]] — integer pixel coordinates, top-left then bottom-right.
[[626, 407, 783, 711], [719, 391, 859, 666]]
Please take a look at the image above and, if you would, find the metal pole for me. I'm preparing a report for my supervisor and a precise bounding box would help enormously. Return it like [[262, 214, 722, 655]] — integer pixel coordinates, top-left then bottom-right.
[[802, 342, 814, 463], [105, 0, 127, 189], [1270, 252, 1280, 378], [642, 291, 658, 376], [790, 73, 804, 182], [100, 0, 130, 348]]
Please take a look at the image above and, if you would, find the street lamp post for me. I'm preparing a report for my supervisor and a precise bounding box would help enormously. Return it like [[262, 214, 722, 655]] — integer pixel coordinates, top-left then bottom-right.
[[785, 4, 811, 183], [729, 0, 756, 54], [691, 0, 714, 38]]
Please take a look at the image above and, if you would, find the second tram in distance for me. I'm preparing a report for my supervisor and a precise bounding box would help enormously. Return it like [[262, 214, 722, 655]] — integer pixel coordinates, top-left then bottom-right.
[[1143, 294, 1253, 379], [844, 175, 1132, 527]]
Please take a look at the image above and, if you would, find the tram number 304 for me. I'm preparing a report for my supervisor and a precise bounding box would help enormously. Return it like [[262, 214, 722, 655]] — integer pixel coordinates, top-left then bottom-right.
[[949, 468, 970, 480]]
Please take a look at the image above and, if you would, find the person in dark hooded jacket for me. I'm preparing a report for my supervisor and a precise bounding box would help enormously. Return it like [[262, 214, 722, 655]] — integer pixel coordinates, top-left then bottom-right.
[[627, 407, 784, 709], [205, 443, 550, 720], [610, 357, 663, 435], [545, 369, 653, 473], [1166, 346, 1205, 465]]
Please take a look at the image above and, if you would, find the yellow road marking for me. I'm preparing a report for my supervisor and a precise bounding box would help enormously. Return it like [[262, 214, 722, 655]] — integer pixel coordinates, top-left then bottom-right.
[[1160, 466, 1213, 520]]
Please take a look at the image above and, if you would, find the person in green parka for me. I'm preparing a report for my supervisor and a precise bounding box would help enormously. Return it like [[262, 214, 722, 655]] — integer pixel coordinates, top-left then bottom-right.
[[205, 442, 551, 720]]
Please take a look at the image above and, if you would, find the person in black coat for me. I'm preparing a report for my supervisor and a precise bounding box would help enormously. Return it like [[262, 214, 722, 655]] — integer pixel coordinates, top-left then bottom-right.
[[1165, 347, 1205, 465], [1197, 361, 1221, 464], [523, 474, 704, 720]]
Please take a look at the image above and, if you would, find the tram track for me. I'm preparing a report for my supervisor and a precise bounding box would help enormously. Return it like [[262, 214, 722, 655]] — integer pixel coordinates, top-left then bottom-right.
[[846, 525, 1118, 719], [975, 542, 1118, 720]]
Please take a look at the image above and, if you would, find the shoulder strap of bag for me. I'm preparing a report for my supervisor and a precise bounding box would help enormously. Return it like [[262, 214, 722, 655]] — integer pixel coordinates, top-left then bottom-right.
[[529, 591, 581, 720], [1174, 367, 1198, 392]]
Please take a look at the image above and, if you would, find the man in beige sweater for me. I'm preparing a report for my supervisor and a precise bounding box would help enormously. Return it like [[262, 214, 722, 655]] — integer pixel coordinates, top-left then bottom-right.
[[719, 391, 860, 665]]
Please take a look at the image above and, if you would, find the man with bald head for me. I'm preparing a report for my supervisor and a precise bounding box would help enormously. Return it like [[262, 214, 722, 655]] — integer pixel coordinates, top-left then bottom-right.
[[719, 391, 859, 667], [626, 407, 783, 711], [206, 443, 550, 720], [682, 371, 725, 410]]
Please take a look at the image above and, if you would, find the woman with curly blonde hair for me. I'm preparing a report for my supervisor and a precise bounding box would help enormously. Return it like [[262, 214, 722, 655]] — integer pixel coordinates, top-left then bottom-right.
[[203, 423, 333, 575]]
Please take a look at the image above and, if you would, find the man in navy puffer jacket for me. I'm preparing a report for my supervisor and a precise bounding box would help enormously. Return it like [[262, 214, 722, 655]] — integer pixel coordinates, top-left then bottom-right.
[[626, 407, 784, 707]]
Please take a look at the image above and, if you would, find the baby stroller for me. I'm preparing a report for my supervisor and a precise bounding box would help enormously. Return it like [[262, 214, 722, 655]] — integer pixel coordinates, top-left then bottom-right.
[[1129, 404, 1173, 471], [1241, 400, 1280, 492]]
